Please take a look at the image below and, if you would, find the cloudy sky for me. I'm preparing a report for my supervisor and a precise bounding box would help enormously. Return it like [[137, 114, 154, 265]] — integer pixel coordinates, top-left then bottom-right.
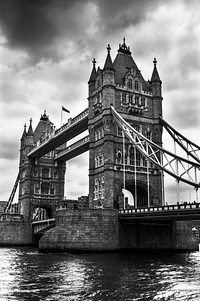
[[0, 0, 200, 203]]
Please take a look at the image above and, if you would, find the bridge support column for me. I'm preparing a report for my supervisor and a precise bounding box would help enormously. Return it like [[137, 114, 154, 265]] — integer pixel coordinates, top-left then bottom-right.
[[173, 221, 199, 251]]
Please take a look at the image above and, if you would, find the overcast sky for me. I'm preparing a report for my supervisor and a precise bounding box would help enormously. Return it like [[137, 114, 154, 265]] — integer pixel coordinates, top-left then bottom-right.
[[0, 0, 200, 203]]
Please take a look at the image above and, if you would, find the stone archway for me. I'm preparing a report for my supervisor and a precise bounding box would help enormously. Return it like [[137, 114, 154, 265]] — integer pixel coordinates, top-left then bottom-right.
[[32, 205, 53, 221], [125, 182, 148, 208]]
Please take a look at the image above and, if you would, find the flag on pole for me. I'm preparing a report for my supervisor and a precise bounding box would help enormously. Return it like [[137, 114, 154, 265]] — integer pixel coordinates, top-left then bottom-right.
[[62, 106, 70, 113]]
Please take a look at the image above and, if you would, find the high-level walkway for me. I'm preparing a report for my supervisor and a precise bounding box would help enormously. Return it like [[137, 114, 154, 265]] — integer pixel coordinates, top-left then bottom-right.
[[28, 108, 88, 159]]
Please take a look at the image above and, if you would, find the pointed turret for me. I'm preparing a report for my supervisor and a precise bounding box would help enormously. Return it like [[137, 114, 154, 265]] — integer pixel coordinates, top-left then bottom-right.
[[21, 123, 27, 141], [20, 123, 27, 151], [103, 44, 115, 71], [27, 118, 34, 136], [88, 58, 97, 83], [151, 58, 162, 83], [88, 58, 97, 97], [102, 44, 115, 85], [150, 58, 162, 98], [26, 118, 34, 146]]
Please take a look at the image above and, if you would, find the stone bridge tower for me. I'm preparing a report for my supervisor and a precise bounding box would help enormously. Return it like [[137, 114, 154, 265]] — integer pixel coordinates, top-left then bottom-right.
[[88, 39, 163, 209], [18, 112, 66, 221]]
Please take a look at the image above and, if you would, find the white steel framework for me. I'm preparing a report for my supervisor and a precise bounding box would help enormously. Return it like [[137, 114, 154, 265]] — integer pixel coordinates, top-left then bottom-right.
[[111, 106, 200, 192]]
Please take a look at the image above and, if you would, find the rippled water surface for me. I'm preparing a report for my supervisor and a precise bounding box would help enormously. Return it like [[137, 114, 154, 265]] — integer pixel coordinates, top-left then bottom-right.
[[1, 247, 200, 300]]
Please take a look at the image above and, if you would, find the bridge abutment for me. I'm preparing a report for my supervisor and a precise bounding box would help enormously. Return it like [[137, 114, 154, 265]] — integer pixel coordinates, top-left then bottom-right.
[[38, 209, 199, 253], [38, 209, 119, 252]]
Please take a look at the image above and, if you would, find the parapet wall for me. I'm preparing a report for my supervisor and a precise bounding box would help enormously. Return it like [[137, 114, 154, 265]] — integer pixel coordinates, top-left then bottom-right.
[[39, 209, 119, 252]]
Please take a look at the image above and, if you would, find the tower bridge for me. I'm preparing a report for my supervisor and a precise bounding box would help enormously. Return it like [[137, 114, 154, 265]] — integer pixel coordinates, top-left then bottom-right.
[[1, 39, 200, 252]]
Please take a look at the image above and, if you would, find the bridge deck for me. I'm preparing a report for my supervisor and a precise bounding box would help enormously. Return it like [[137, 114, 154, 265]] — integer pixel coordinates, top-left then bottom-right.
[[118, 203, 200, 221], [32, 218, 56, 235]]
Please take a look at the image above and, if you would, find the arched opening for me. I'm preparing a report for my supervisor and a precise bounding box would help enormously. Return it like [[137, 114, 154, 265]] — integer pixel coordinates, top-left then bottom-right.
[[125, 183, 148, 208], [122, 189, 134, 206], [32, 206, 53, 221]]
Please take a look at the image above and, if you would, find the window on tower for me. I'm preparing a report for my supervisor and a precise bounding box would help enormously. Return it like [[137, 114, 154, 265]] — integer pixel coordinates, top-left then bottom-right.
[[121, 93, 126, 104], [41, 182, 49, 194], [42, 168, 49, 178], [128, 78, 133, 89], [134, 80, 139, 90], [141, 97, 146, 107]]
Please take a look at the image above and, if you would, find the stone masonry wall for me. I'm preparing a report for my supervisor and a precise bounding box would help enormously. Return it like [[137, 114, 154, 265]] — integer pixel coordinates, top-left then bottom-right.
[[0, 221, 33, 245], [39, 209, 119, 252], [173, 221, 199, 251]]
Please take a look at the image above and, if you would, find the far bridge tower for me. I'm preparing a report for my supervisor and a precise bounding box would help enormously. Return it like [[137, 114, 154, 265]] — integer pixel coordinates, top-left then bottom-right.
[[88, 39, 163, 209], [18, 112, 66, 221]]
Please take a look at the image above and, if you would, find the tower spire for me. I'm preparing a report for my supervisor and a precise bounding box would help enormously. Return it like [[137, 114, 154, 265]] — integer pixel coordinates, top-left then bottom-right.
[[27, 118, 33, 135], [103, 44, 115, 71], [21, 123, 27, 141], [88, 58, 97, 83], [151, 57, 161, 83]]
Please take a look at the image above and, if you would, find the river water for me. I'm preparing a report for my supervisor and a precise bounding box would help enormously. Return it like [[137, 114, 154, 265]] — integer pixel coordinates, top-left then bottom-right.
[[0, 247, 200, 301]]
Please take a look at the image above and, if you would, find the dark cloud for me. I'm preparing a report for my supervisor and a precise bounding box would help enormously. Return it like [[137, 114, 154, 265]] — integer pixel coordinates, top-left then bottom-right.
[[0, 0, 89, 64], [0, 0, 176, 65]]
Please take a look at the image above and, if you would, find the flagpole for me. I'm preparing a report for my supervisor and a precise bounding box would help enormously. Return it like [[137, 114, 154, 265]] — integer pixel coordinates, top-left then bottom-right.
[[61, 106, 70, 127]]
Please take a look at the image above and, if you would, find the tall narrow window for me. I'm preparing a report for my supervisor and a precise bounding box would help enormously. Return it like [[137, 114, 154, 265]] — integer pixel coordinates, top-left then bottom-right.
[[41, 182, 49, 194], [42, 168, 49, 178], [141, 97, 145, 107], [122, 93, 126, 104], [129, 146, 134, 165], [128, 78, 133, 89], [117, 126, 123, 137], [128, 94, 133, 104], [134, 80, 139, 90]]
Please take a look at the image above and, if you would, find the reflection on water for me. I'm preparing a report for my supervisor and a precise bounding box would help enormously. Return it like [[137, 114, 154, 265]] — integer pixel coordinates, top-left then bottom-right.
[[0, 247, 200, 300]]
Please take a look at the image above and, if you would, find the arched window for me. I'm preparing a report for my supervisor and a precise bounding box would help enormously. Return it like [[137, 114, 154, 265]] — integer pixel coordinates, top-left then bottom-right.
[[128, 78, 133, 89], [116, 151, 122, 164], [134, 80, 139, 90], [141, 97, 145, 107]]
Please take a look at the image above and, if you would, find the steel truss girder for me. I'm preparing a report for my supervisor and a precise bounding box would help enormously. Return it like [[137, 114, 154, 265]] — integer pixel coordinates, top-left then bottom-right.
[[160, 116, 200, 163], [111, 106, 200, 189]]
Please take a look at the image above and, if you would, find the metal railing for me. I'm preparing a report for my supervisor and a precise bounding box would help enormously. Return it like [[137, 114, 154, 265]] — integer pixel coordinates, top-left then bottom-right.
[[119, 202, 200, 214]]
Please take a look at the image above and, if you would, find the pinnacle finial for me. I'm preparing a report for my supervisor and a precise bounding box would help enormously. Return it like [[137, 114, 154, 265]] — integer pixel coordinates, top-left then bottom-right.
[[107, 44, 111, 53], [123, 37, 125, 44], [92, 58, 96, 66], [153, 58, 157, 65], [24, 123, 26, 130], [29, 118, 32, 124]]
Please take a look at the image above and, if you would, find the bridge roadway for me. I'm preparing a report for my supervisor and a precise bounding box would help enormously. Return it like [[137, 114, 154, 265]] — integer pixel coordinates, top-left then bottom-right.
[[28, 108, 89, 159], [118, 203, 200, 221], [32, 218, 56, 236]]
